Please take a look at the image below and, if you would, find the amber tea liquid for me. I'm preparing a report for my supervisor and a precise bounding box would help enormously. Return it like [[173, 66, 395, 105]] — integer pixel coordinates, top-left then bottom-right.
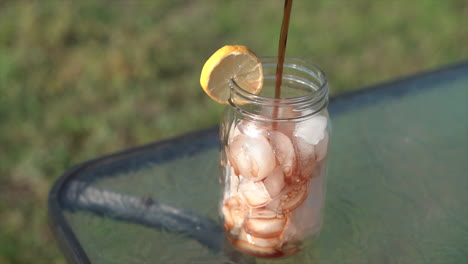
[[273, 0, 293, 127], [275, 0, 294, 99]]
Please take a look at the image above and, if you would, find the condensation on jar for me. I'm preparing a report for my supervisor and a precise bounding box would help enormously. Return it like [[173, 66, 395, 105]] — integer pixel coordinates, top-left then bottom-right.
[[219, 58, 331, 258]]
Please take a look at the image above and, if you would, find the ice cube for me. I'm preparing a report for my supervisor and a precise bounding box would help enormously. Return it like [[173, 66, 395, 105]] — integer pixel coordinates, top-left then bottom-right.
[[238, 229, 282, 248], [239, 178, 272, 208], [223, 196, 248, 230], [293, 115, 328, 145], [235, 239, 279, 257], [228, 134, 276, 181], [263, 167, 286, 198], [244, 209, 288, 238], [268, 130, 296, 178], [294, 137, 316, 179], [279, 180, 310, 212]]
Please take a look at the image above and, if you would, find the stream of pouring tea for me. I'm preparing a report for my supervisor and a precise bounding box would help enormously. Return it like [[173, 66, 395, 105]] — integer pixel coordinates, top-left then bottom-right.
[[275, 0, 293, 99]]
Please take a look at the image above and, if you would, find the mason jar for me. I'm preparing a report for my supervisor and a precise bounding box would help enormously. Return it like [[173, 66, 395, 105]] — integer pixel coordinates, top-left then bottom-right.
[[219, 57, 331, 258]]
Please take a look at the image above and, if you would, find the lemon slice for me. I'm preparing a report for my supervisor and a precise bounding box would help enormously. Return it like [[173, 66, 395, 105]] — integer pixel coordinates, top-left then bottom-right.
[[200, 45, 263, 104]]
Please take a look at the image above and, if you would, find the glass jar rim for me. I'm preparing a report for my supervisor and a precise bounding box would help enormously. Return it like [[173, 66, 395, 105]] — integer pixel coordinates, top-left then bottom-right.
[[230, 56, 328, 105], [228, 57, 329, 121]]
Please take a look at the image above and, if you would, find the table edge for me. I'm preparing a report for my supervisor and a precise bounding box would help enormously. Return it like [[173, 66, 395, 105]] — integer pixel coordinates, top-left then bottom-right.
[[47, 60, 468, 263], [47, 127, 218, 264], [330, 60, 468, 104]]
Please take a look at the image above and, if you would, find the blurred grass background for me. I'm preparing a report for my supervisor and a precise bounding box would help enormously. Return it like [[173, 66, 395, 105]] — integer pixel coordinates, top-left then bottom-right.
[[0, 0, 466, 263]]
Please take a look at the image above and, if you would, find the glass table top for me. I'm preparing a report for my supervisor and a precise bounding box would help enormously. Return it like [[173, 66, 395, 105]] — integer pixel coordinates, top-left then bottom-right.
[[48, 62, 468, 264]]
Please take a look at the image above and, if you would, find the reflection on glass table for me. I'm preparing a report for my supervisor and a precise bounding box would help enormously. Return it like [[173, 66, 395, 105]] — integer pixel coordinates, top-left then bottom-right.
[[49, 62, 468, 264]]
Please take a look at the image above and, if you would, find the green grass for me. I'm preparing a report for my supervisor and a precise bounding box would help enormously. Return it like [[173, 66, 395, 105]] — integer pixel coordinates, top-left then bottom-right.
[[0, 0, 466, 263]]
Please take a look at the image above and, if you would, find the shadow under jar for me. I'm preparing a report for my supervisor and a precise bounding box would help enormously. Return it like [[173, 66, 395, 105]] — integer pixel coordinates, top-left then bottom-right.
[[219, 57, 331, 258]]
